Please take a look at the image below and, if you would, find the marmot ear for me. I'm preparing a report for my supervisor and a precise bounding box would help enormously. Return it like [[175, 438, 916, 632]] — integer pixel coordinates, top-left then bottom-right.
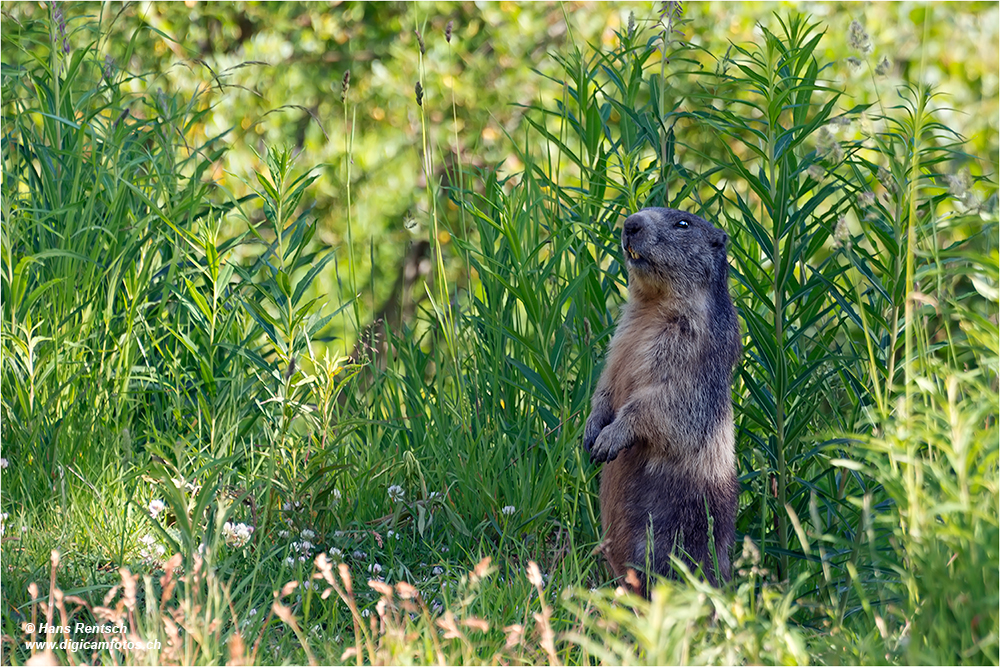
[[711, 230, 728, 248]]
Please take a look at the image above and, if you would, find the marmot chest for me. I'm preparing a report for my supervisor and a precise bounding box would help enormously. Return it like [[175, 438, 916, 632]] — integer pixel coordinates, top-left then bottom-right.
[[604, 311, 700, 411]]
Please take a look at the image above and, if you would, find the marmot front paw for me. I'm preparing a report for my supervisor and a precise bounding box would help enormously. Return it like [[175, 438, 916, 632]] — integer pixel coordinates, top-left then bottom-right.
[[589, 423, 630, 463], [583, 409, 613, 453]]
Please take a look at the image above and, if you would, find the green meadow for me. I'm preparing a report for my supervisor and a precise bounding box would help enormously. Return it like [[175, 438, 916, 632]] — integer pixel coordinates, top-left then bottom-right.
[[2, 2, 997, 665]]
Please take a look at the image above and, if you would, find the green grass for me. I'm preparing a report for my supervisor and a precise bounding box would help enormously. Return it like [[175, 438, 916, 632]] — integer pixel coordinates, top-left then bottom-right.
[[2, 5, 997, 666]]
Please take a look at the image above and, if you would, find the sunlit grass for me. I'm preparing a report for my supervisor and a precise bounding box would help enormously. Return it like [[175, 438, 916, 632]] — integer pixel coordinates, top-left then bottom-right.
[[1, 4, 996, 666]]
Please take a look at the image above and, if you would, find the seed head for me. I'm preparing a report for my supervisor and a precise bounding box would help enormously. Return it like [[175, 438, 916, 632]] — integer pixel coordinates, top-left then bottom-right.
[[946, 171, 978, 210], [341, 70, 350, 102], [627, 12, 636, 38], [877, 166, 897, 194], [847, 20, 873, 55], [817, 127, 843, 163], [415, 29, 426, 55], [50, 1, 68, 51], [875, 55, 892, 76], [415, 81, 423, 107], [445, 20, 453, 43], [832, 216, 851, 249], [846, 56, 863, 71]]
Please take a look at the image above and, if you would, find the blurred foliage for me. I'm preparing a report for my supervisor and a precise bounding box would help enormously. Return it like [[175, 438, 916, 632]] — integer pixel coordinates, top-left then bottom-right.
[[3, 1, 994, 347]]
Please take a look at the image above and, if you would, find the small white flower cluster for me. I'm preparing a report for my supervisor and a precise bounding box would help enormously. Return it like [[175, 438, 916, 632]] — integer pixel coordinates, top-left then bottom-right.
[[223, 521, 254, 549], [501, 505, 516, 516], [387, 485, 405, 503], [0, 513, 7, 537], [368, 562, 383, 575], [284, 535, 315, 566], [0, 458, 8, 469], [148, 499, 166, 518], [240, 607, 259, 629], [139, 534, 166, 561]]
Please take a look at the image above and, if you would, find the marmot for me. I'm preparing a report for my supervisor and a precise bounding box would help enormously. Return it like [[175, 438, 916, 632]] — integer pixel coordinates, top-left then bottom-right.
[[583, 207, 740, 594]]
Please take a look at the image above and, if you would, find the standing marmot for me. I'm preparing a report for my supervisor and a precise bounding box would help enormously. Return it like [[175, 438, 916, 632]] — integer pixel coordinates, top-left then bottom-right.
[[583, 207, 740, 594]]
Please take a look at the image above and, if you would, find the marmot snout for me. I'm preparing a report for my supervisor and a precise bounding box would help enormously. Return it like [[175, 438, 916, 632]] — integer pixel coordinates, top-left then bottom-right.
[[584, 207, 740, 593]]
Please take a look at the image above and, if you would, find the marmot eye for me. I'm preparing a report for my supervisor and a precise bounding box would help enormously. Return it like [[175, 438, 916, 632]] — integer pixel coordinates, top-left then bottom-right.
[[675, 219, 690, 229]]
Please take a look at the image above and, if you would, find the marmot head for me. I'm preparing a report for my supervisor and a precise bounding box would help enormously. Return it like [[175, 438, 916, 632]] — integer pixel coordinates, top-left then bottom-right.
[[621, 208, 729, 300]]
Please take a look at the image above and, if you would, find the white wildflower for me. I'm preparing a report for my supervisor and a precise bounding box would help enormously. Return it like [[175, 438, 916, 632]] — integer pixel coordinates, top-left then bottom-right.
[[387, 485, 405, 502], [432, 566, 444, 575], [278, 529, 291, 539], [222, 521, 254, 549], [501, 505, 516, 516], [301, 529, 316, 540], [329, 547, 343, 559], [285, 556, 296, 567], [299, 540, 313, 552], [0, 458, 8, 469], [368, 563, 383, 574], [148, 499, 166, 518], [332, 489, 342, 502]]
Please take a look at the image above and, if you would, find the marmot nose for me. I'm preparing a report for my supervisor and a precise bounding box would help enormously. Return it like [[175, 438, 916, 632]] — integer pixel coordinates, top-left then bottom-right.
[[623, 213, 645, 239]]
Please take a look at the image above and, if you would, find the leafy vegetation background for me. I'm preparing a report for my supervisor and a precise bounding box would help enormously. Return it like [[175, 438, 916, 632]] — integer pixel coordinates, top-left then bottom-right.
[[1, 2, 997, 665]]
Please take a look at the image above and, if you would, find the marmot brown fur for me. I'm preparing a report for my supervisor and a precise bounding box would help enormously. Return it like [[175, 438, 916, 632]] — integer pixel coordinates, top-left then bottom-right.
[[583, 207, 740, 594]]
